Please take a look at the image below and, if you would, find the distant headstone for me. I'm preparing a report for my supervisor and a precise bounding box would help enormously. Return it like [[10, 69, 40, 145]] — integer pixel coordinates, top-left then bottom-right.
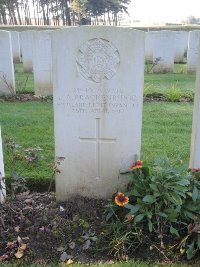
[[174, 31, 188, 63], [187, 30, 200, 73], [0, 127, 6, 204], [145, 31, 156, 62], [0, 30, 15, 95], [33, 30, 53, 96], [152, 30, 174, 73], [189, 44, 200, 168], [53, 27, 145, 201], [20, 30, 34, 73], [10, 31, 21, 63]]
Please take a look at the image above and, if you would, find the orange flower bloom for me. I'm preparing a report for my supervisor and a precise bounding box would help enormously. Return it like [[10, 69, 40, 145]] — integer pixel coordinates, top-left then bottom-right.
[[114, 192, 129, 206], [130, 160, 143, 170]]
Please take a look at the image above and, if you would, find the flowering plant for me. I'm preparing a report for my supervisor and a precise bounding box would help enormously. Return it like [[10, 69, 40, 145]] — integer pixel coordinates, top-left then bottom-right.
[[104, 157, 200, 260]]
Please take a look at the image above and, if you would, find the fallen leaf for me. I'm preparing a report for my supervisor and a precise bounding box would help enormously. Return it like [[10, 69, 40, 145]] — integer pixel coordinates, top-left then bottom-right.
[[6, 241, 15, 249], [82, 239, 91, 250], [57, 246, 65, 252], [66, 259, 73, 265], [60, 206, 65, 212], [15, 248, 24, 259], [15, 226, 20, 232], [68, 241, 75, 250], [60, 252, 68, 262], [17, 236, 22, 245], [22, 237, 29, 241], [0, 254, 8, 262], [20, 243, 27, 250]]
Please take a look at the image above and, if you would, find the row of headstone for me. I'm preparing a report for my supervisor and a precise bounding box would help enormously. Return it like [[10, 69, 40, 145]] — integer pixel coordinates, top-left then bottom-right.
[[1, 29, 200, 96], [145, 30, 200, 73], [0, 27, 200, 202]]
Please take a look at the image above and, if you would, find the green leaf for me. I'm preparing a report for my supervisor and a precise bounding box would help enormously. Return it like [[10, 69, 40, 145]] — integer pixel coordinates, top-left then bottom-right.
[[170, 226, 179, 237], [192, 186, 199, 203], [186, 241, 197, 260], [124, 204, 140, 214], [184, 211, 195, 220], [148, 220, 153, 232], [149, 184, 158, 191], [169, 192, 183, 205], [134, 214, 145, 224], [177, 179, 190, 186], [158, 212, 168, 218], [142, 195, 155, 203], [198, 235, 200, 249]]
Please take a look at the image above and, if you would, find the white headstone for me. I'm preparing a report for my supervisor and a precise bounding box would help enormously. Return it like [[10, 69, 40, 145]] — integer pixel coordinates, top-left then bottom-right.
[[152, 30, 175, 73], [187, 30, 200, 73], [10, 31, 21, 63], [33, 30, 53, 96], [145, 31, 156, 62], [52, 27, 145, 201], [0, 127, 6, 203], [0, 30, 15, 95], [20, 30, 34, 73], [190, 45, 200, 168], [174, 31, 188, 63]]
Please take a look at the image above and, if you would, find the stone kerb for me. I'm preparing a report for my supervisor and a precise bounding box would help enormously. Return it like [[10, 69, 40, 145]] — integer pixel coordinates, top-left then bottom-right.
[[189, 44, 200, 168], [187, 30, 200, 73], [152, 30, 175, 73], [33, 30, 53, 96], [52, 27, 145, 201], [20, 30, 34, 73], [0, 30, 15, 95], [0, 127, 6, 204], [10, 31, 21, 63]]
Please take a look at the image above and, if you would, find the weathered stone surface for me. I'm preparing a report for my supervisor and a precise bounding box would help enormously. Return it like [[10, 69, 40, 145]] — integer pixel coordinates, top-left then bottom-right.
[[20, 30, 34, 73], [33, 30, 53, 96], [0, 30, 15, 95], [174, 31, 188, 63], [52, 27, 145, 201], [190, 44, 200, 168], [152, 30, 174, 73], [145, 31, 157, 62], [10, 31, 21, 63], [187, 30, 200, 73]]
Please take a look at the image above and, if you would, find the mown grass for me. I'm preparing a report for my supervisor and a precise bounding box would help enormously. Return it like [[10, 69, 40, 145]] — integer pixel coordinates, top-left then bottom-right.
[[14, 63, 34, 93], [0, 101, 193, 181], [14, 63, 196, 97]]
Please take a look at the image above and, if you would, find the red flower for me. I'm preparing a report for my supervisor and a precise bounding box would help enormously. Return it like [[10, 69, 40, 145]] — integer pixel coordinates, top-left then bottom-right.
[[114, 192, 129, 206], [130, 160, 143, 170]]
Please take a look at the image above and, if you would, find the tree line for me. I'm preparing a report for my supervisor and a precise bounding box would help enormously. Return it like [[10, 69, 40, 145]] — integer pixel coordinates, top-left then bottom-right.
[[0, 0, 131, 26]]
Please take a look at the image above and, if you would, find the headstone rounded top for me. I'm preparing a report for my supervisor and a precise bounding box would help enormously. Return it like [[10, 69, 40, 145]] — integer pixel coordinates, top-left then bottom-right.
[[76, 38, 120, 83]]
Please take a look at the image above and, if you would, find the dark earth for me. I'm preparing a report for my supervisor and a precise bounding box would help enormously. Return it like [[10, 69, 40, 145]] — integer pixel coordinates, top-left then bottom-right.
[[1, 191, 200, 265]]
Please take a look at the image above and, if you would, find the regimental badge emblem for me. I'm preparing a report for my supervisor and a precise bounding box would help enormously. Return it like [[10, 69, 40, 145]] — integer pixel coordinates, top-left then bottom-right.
[[76, 38, 120, 83]]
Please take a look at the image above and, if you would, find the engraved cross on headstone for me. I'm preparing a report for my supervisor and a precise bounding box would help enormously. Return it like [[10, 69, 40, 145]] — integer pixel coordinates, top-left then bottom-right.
[[79, 118, 116, 179]]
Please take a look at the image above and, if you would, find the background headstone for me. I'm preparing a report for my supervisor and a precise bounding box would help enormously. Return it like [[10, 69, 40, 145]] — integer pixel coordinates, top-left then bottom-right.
[[174, 31, 188, 63], [20, 30, 34, 73], [0, 30, 15, 95], [145, 31, 156, 62], [33, 30, 53, 96], [53, 27, 145, 201], [189, 45, 200, 168], [0, 127, 6, 204], [10, 31, 21, 63], [187, 30, 200, 73], [152, 30, 175, 73]]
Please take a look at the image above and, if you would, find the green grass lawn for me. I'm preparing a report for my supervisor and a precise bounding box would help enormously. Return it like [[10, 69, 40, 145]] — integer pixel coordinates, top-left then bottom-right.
[[0, 101, 193, 181], [14, 63, 196, 97]]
